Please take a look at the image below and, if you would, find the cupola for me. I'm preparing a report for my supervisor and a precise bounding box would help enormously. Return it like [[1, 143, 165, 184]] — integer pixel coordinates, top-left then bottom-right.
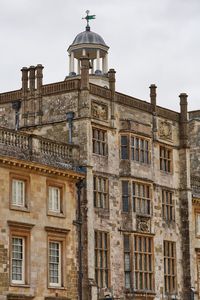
[[67, 11, 109, 84]]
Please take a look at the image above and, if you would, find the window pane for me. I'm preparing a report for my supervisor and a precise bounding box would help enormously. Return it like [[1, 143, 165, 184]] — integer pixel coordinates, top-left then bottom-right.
[[49, 241, 61, 286], [12, 237, 24, 283], [12, 179, 25, 207]]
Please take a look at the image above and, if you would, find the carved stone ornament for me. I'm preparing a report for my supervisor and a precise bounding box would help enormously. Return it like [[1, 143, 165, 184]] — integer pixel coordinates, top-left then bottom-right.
[[136, 216, 150, 233], [92, 101, 108, 121], [158, 120, 172, 140]]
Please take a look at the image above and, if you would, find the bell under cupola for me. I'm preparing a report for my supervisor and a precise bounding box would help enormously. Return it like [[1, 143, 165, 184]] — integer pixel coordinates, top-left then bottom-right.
[[67, 11, 110, 87]]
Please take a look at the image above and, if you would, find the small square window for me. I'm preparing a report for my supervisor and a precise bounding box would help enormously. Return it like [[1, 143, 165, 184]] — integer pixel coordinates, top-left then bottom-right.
[[48, 186, 61, 213], [47, 181, 65, 217], [10, 174, 29, 211], [12, 179, 25, 207]]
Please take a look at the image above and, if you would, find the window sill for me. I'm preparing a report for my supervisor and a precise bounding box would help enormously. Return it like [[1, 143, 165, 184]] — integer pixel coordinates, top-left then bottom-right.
[[92, 153, 108, 158], [10, 283, 30, 288], [47, 286, 66, 290], [47, 212, 65, 218], [160, 170, 173, 175], [136, 212, 151, 218], [10, 206, 30, 213], [94, 207, 110, 218]]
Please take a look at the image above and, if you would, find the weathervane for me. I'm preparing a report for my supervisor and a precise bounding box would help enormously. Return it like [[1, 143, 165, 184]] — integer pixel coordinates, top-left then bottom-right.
[[82, 10, 96, 30]]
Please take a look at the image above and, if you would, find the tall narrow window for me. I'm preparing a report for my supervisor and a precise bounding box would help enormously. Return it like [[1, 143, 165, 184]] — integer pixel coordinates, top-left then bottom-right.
[[122, 181, 129, 212], [49, 241, 62, 287], [9, 221, 33, 286], [95, 231, 109, 288], [12, 179, 25, 207], [164, 241, 176, 293], [124, 235, 131, 289], [121, 135, 129, 159], [93, 176, 108, 209], [162, 190, 174, 221], [92, 128, 107, 156], [132, 182, 151, 215], [160, 146, 172, 173], [48, 186, 61, 213], [134, 235, 153, 291], [11, 237, 25, 284]]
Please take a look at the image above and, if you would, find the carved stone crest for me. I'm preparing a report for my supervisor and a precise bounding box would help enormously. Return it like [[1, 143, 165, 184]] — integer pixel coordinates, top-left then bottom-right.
[[92, 101, 108, 121], [136, 216, 151, 233], [158, 120, 172, 140]]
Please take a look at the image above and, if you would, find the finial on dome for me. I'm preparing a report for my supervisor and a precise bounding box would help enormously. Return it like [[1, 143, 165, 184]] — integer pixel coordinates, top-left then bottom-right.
[[82, 10, 96, 31]]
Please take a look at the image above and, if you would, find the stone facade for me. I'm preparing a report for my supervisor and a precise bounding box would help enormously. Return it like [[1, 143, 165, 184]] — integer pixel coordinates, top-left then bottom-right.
[[0, 131, 85, 300], [0, 24, 199, 300]]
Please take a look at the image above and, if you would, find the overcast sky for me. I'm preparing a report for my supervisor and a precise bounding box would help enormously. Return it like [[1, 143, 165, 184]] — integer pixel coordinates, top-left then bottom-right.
[[0, 0, 199, 112]]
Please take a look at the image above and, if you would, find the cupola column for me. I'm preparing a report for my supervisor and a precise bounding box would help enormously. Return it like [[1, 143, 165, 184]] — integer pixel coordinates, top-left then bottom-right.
[[70, 51, 75, 75], [69, 54, 72, 75], [103, 53, 108, 74], [96, 49, 101, 74]]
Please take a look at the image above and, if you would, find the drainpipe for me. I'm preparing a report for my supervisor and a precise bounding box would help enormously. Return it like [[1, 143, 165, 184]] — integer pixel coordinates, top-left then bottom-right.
[[76, 179, 85, 300], [12, 100, 21, 130], [66, 111, 75, 143]]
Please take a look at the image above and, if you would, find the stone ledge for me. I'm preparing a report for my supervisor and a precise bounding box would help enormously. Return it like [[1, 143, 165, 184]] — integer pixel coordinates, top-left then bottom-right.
[[7, 294, 34, 300], [45, 297, 70, 300]]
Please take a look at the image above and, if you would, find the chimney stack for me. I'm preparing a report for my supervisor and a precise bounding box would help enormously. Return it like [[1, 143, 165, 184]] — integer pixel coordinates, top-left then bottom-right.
[[29, 66, 36, 91], [21, 67, 28, 93], [149, 84, 157, 113], [179, 93, 188, 148]]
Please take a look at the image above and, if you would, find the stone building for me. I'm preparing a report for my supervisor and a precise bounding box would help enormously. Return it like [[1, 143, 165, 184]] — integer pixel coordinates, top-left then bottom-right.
[[0, 15, 199, 300], [0, 128, 85, 300]]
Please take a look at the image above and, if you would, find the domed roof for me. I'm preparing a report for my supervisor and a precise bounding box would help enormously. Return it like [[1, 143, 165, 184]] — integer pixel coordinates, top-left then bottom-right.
[[71, 27, 108, 47]]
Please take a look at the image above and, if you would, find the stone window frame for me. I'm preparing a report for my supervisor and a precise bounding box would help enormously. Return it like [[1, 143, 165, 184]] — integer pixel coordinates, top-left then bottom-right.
[[159, 145, 173, 174], [93, 174, 109, 209], [133, 234, 154, 292], [162, 190, 175, 222], [45, 227, 68, 289], [46, 180, 65, 218], [9, 172, 30, 212], [120, 133, 151, 165], [121, 179, 153, 216], [92, 127, 108, 156], [163, 240, 177, 294], [94, 230, 110, 288], [8, 221, 34, 287]]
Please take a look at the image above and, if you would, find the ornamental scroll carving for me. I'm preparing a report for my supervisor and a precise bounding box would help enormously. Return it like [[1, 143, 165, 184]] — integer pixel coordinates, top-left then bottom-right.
[[136, 216, 151, 233], [158, 120, 172, 140], [92, 101, 108, 121]]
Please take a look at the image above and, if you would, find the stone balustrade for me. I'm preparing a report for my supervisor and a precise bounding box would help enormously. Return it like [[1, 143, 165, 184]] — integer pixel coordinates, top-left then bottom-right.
[[0, 127, 79, 169]]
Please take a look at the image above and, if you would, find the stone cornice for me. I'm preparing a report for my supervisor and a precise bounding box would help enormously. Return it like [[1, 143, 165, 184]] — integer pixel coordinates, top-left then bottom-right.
[[7, 220, 35, 230], [0, 155, 85, 180], [45, 226, 70, 234]]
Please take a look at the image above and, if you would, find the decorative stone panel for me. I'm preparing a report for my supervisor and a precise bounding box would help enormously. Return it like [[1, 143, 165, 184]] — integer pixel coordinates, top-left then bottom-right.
[[136, 216, 151, 233], [92, 101, 108, 121], [158, 120, 172, 140]]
